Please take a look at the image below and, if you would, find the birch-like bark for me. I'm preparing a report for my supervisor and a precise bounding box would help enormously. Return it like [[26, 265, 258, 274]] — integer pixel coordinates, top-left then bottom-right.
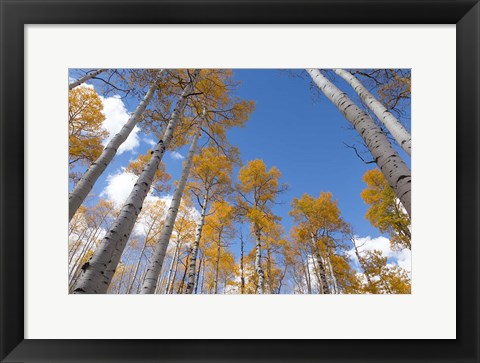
[[68, 235, 95, 282], [326, 246, 338, 294], [351, 237, 373, 285], [164, 241, 180, 293], [266, 246, 274, 294], [304, 253, 312, 294], [69, 71, 164, 221], [73, 72, 198, 294], [194, 256, 202, 294], [200, 256, 206, 294], [307, 69, 411, 216], [213, 232, 222, 294], [169, 248, 182, 294], [333, 69, 411, 156], [68, 228, 89, 264], [254, 226, 265, 294], [140, 126, 202, 294], [315, 252, 330, 294], [185, 195, 208, 294], [69, 69, 107, 90], [126, 236, 149, 294], [311, 235, 330, 294], [177, 253, 190, 293], [240, 232, 245, 294], [308, 241, 323, 294]]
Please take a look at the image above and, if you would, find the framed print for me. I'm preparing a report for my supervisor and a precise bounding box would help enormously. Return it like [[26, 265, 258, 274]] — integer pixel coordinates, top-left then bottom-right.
[[1, 0, 479, 362]]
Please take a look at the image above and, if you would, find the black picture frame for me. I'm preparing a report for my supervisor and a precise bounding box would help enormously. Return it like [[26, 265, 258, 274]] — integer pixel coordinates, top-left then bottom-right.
[[1, 0, 478, 362]]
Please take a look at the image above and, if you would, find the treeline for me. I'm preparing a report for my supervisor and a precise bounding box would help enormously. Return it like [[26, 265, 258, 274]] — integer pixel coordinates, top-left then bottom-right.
[[68, 68, 411, 294]]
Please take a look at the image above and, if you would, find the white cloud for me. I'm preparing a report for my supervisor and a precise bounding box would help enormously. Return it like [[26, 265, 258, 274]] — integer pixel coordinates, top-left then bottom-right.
[[75, 82, 94, 90], [100, 169, 137, 208], [394, 248, 412, 272], [169, 151, 185, 160], [143, 138, 157, 148], [100, 95, 139, 154], [100, 169, 201, 239], [347, 235, 411, 273]]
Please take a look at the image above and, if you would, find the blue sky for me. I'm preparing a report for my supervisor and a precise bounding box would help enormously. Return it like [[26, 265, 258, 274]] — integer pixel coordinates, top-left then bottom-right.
[[69, 69, 411, 271]]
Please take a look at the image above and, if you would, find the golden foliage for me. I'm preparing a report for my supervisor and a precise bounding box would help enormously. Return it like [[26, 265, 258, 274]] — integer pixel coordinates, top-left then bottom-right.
[[68, 86, 107, 175], [126, 150, 171, 196], [361, 169, 411, 250]]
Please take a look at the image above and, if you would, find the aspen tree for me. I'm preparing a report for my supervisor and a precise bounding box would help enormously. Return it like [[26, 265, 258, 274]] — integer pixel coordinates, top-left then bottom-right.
[[306, 69, 411, 216], [185, 147, 233, 294], [333, 68, 411, 156], [237, 160, 285, 294], [140, 122, 202, 294], [69, 70, 166, 221], [73, 70, 199, 294], [69, 69, 107, 90], [361, 169, 411, 250]]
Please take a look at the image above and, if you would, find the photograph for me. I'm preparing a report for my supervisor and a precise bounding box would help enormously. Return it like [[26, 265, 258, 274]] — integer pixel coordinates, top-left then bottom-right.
[[68, 68, 411, 295]]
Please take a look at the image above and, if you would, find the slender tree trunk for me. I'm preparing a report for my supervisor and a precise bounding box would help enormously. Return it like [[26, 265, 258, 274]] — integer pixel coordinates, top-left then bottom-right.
[[68, 218, 106, 282], [177, 253, 190, 294], [304, 253, 312, 294], [68, 236, 95, 282], [277, 265, 288, 294], [254, 226, 265, 294], [194, 255, 202, 294], [164, 242, 180, 293], [137, 268, 148, 294], [200, 256, 206, 294], [326, 246, 338, 294], [185, 194, 208, 294], [68, 228, 89, 263], [126, 236, 149, 294], [308, 241, 323, 294], [169, 248, 182, 294], [333, 68, 411, 156], [240, 232, 245, 294], [73, 72, 198, 294], [140, 125, 202, 294], [68, 227, 93, 272], [307, 69, 411, 216], [213, 232, 222, 294], [351, 237, 374, 285], [69, 69, 107, 90], [266, 247, 274, 294], [315, 252, 330, 294], [310, 235, 330, 294], [69, 70, 164, 221]]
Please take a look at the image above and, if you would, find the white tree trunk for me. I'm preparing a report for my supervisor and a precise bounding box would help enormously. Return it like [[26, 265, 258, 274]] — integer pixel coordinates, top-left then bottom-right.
[[69, 69, 107, 90], [214, 234, 222, 294], [326, 246, 338, 294], [185, 195, 208, 294], [310, 234, 329, 294], [304, 253, 312, 294], [126, 236, 149, 294], [240, 233, 245, 294], [169, 245, 182, 294], [254, 227, 265, 294], [69, 71, 164, 221], [333, 68, 411, 156], [72, 72, 198, 294], [307, 69, 411, 216], [194, 255, 202, 294], [140, 126, 202, 294], [164, 241, 180, 293], [315, 252, 330, 294]]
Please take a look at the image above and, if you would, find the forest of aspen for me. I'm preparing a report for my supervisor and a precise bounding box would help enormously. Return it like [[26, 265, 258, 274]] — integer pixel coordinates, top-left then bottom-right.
[[68, 68, 411, 294]]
